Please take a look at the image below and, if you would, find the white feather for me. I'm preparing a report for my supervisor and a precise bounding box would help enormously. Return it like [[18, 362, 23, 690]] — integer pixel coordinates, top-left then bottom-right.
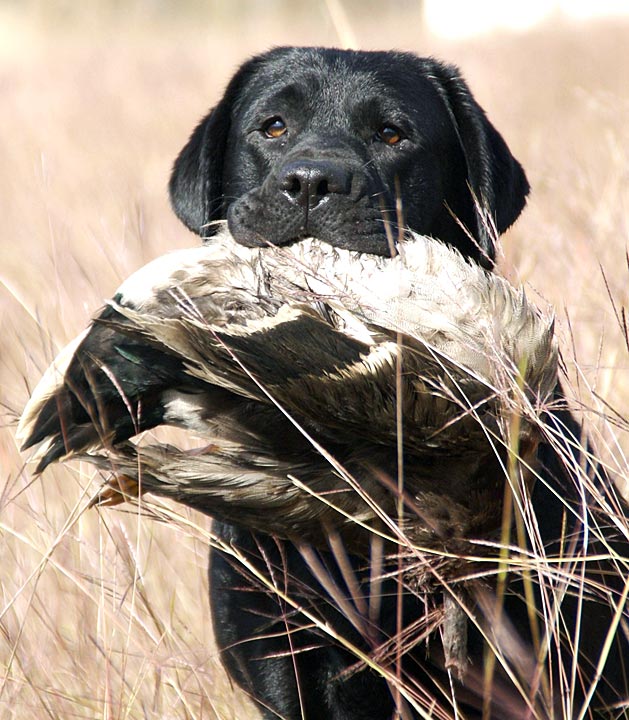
[[16, 328, 89, 446]]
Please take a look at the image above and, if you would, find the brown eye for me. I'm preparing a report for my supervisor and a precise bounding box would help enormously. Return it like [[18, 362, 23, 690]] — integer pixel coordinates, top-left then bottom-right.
[[376, 125, 402, 145], [263, 117, 287, 138]]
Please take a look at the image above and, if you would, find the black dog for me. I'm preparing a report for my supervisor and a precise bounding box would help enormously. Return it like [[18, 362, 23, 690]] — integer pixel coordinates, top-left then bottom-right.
[[169, 48, 628, 719]]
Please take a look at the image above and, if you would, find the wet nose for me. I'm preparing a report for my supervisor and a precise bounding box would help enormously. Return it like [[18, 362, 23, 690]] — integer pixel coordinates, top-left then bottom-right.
[[278, 160, 351, 210]]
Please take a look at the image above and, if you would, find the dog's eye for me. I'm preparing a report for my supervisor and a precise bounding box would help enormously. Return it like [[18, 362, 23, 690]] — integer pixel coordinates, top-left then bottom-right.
[[262, 117, 287, 139], [376, 125, 403, 145]]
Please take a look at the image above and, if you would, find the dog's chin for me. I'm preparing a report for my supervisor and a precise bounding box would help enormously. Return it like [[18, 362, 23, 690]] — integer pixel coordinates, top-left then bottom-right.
[[227, 207, 397, 256]]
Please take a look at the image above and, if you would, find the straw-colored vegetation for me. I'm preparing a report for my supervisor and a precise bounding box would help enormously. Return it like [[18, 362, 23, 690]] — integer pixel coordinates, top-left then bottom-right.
[[1, 4, 628, 718]]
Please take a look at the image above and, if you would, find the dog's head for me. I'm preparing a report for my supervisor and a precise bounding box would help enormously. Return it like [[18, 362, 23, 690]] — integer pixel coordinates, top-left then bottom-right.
[[169, 47, 529, 268]]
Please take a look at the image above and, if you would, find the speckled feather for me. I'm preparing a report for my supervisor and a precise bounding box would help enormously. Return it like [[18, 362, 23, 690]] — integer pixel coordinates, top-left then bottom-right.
[[18, 229, 557, 556]]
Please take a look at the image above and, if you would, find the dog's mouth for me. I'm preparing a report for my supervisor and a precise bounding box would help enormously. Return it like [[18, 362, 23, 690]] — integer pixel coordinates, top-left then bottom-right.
[[226, 191, 400, 256]]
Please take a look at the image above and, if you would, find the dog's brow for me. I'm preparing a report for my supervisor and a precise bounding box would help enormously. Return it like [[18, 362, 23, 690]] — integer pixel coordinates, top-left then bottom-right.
[[250, 82, 311, 115], [351, 96, 410, 128]]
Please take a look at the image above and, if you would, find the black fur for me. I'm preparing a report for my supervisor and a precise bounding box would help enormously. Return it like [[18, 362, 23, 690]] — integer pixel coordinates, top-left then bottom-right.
[[170, 47, 529, 269], [169, 47, 628, 719]]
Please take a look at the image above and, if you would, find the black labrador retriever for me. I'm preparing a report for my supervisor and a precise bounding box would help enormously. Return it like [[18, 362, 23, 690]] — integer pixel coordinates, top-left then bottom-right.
[[169, 47, 628, 719]]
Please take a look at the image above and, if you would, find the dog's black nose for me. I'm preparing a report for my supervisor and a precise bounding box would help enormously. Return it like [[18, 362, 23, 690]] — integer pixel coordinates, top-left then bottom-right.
[[278, 160, 351, 210]]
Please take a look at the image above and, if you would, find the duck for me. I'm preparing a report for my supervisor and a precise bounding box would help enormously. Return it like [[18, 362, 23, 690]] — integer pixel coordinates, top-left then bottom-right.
[[18, 228, 557, 557]]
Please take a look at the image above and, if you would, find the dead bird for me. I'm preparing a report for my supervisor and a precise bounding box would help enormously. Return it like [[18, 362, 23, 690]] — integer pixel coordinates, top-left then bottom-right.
[[18, 229, 557, 534], [18, 229, 557, 677]]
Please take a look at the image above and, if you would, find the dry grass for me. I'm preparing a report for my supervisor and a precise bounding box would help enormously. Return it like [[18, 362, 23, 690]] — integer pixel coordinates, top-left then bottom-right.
[[1, 4, 629, 719]]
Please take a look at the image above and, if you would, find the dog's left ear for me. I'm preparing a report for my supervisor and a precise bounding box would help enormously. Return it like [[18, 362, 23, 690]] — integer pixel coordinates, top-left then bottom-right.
[[427, 60, 530, 267]]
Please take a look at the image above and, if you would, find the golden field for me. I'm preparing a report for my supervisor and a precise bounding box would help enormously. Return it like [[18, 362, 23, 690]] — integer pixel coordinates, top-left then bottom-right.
[[1, 3, 628, 718]]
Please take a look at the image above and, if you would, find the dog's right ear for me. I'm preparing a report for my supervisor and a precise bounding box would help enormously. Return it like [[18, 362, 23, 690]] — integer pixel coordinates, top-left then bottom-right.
[[168, 104, 230, 237], [169, 56, 266, 238]]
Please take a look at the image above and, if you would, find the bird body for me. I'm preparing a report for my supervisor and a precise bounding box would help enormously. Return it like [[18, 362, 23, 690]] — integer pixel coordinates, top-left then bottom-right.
[[18, 230, 557, 559]]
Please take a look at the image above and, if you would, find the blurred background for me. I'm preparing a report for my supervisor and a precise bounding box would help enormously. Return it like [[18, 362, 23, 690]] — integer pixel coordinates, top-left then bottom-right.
[[1, 2, 628, 718]]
